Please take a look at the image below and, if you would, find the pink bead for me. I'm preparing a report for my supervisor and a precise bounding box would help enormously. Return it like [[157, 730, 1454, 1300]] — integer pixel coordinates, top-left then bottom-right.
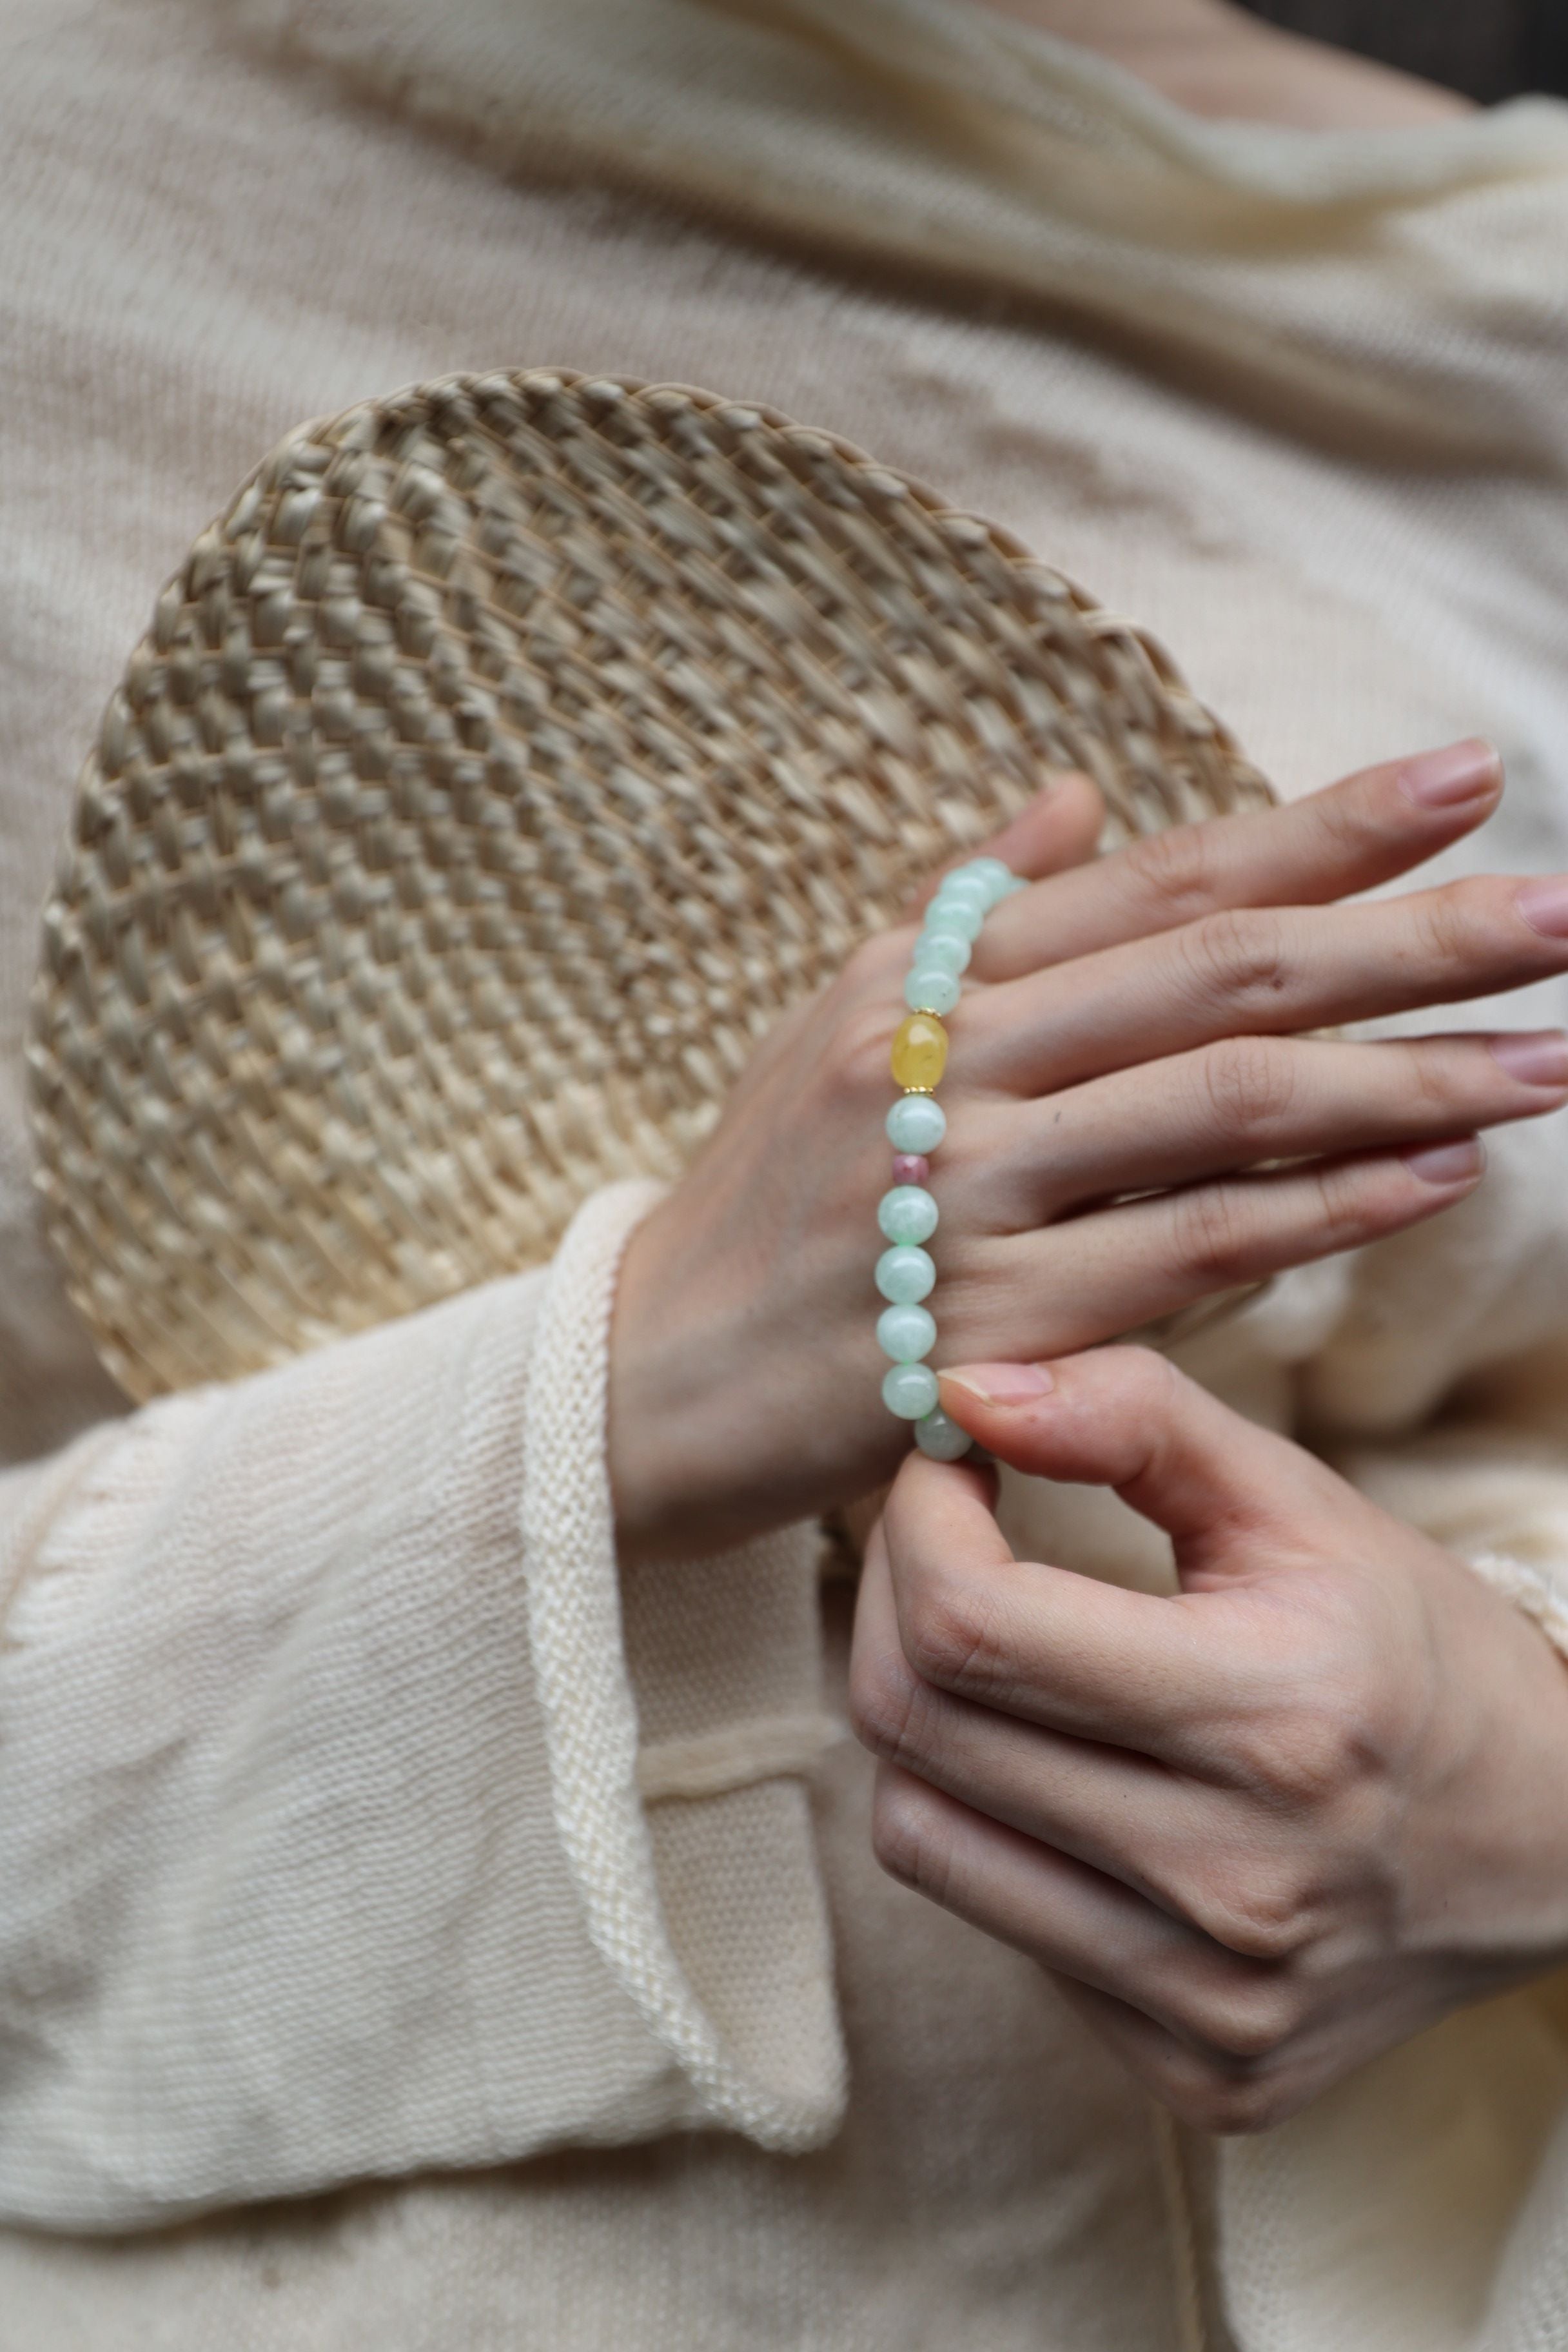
[[892, 1153, 930, 1186]]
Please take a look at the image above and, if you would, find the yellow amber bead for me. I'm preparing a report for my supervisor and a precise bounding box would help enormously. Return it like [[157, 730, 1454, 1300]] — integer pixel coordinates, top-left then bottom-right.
[[890, 1012, 948, 1092]]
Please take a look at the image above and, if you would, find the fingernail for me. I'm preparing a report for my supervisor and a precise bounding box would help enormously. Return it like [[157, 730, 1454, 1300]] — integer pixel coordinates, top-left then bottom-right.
[[1516, 877, 1568, 939], [1402, 1137, 1485, 1185], [1398, 740, 1500, 807], [941, 1362, 1055, 1406], [1488, 1031, 1568, 1087]]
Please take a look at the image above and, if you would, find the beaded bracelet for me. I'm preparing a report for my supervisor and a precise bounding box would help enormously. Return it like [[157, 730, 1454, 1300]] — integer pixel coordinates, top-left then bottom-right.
[[877, 856, 1024, 1460]]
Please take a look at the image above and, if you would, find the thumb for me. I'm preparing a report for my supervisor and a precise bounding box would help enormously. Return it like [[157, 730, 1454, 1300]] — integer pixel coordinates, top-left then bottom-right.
[[937, 1348, 1351, 1563], [900, 771, 1103, 921]]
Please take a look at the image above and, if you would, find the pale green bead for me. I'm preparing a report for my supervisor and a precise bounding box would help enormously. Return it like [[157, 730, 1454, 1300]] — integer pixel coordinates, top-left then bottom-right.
[[886, 1094, 946, 1153], [961, 858, 1016, 905], [905, 966, 959, 1016], [883, 1362, 940, 1420], [876, 1244, 936, 1304], [937, 873, 989, 914], [877, 1302, 937, 1363], [915, 1407, 974, 1461], [877, 1184, 938, 1246], [929, 894, 984, 943], [916, 926, 970, 975]]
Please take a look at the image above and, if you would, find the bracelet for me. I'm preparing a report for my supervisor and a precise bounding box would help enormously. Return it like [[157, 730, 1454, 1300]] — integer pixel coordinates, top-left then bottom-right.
[[877, 857, 1024, 1460]]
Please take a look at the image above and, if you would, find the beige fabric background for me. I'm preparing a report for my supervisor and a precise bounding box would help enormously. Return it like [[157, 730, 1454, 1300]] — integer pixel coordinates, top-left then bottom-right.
[[5, 1, 1568, 2344]]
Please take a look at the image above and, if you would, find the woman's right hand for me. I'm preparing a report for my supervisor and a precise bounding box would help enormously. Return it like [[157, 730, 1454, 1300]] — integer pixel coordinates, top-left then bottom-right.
[[609, 740, 1568, 1561]]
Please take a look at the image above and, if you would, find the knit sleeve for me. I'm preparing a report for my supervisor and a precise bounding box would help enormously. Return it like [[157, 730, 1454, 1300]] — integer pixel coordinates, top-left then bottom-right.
[[0, 1181, 845, 2232], [1284, 1106, 1568, 1671], [1331, 1418, 1568, 1665]]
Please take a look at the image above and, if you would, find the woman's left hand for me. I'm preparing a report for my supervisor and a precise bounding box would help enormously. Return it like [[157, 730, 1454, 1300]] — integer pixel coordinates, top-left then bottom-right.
[[850, 1349, 1568, 2132]]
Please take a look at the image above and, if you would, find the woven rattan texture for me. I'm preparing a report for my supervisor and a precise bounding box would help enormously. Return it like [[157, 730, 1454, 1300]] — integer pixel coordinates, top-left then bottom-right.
[[30, 369, 1272, 1400]]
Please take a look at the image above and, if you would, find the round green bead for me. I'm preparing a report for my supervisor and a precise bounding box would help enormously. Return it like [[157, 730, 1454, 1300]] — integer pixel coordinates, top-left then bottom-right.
[[877, 1302, 937, 1363], [905, 966, 959, 1016], [883, 1362, 940, 1420], [917, 925, 970, 975], [886, 1095, 946, 1153], [928, 895, 984, 943], [958, 858, 1015, 905], [877, 1184, 938, 1246], [876, 1244, 936, 1304], [914, 1407, 974, 1461]]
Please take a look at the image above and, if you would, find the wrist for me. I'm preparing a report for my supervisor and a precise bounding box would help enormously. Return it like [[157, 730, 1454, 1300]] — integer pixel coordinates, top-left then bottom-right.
[[606, 1200, 740, 1562], [607, 1199, 896, 1563]]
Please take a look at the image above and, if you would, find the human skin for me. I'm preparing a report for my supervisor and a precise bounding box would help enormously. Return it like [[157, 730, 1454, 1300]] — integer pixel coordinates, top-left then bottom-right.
[[852, 1348, 1568, 2130], [609, 740, 1568, 1560], [825, 0, 1558, 2127]]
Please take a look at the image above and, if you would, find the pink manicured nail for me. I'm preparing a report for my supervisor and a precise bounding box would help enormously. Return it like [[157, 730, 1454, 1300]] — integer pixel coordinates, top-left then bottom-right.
[[942, 1363, 1055, 1406], [1402, 1137, 1485, 1185], [892, 1154, 930, 1186], [1516, 877, 1568, 939], [1398, 740, 1500, 807], [1488, 1031, 1568, 1087]]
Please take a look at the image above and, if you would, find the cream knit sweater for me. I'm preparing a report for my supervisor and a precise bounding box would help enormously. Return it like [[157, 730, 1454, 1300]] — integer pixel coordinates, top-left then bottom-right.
[[5, 3, 1568, 2346]]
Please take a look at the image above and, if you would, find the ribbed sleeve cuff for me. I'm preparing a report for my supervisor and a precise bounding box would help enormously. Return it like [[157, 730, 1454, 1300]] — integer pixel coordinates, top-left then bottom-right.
[[1458, 1551, 1568, 1661], [1337, 1434, 1568, 1664], [520, 1182, 847, 2153]]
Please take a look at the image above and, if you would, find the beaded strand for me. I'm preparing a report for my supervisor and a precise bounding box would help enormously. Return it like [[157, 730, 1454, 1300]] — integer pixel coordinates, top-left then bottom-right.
[[876, 858, 1024, 1460]]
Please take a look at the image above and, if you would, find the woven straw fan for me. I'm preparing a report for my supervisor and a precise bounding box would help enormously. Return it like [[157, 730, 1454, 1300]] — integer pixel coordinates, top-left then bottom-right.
[[28, 369, 1273, 1402]]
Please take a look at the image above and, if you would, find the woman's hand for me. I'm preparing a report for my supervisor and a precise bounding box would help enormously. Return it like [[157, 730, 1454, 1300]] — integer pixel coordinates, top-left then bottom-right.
[[850, 1348, 1568, 2133], [609, 740, 1568, 1559]]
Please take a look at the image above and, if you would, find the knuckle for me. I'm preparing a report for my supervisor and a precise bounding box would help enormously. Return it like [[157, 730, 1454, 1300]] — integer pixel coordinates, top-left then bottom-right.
[[1174, 1968, 1306, 2062], [1309, 779, 1373, 863], [1404, 1040, 1467, 1117], [1186, 906, 1290, 1008], [1224, 1679, 1375, 1812], [1304, 1155, 1382, 1254], [1206, 1987, 1304, 2066], [1165, 2064, 1293, 2138], [901, 1569, 1006, 1697], [1171, 1182, 1260, 1286], [1186, 1860, 1314, 1963], [848, 1644, 929, 1768], [1124, 821, 1218, 924], [870, 1773, 951, 1899], [1200, 1035, 1298, 1148], [1109, 1343, 1183, 1421], [1418, 877, 1489, 971]]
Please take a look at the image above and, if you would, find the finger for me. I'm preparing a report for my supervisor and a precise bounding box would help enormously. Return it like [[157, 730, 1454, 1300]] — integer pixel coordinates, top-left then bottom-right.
[[878, 1450, 1253, 1752], [937, 1346, 1349, 1555], [940, 1137, 1486, 1362], [970, 740, 1501, 983], [963, 1030, 1568, 1226], [901, 771, 1104, 921], [852, 1534, 1233, 1915], [965, 871, 1568, 1097], [872, 1767, 1297, 2077], [1050, 1977, 1311, 2135]]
